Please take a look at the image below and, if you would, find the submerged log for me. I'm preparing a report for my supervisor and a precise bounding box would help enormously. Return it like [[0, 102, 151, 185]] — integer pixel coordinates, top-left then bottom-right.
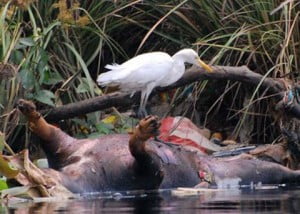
[[42, 66, 299, 122]]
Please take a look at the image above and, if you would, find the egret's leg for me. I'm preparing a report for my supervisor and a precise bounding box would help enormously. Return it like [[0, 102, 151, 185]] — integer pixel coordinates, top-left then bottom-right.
[[142, 84, 156, 116], [130, 91, 136, 98], [137, 107, 148, 118], [138, 90, 148, 118], [138, 84, 155, 118], [144, 83, 156, 106]]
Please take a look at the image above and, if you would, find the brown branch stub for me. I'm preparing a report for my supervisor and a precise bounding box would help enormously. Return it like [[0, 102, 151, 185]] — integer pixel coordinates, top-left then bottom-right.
[[42, 65, 297, 122]]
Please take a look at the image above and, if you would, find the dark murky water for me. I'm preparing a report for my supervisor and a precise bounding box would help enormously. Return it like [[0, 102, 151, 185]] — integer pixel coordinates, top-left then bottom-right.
[[2, 187, 300, 213]]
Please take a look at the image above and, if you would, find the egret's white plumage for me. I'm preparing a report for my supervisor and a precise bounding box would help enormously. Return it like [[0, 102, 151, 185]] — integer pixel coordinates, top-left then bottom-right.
[[97, 48, 212, 116]]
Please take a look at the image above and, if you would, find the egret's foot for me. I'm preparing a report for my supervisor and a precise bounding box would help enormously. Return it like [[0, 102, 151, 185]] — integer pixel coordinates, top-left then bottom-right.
[[135, 115, 161, 140], [137, 107, 148, 119]]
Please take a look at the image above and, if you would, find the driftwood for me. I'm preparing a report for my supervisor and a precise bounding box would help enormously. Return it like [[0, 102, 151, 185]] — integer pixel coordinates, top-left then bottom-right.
[[42, 66, 300, 122]]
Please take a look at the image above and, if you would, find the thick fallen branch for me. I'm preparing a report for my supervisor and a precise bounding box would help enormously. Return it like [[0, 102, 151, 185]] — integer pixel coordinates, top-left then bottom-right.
[[170, 66, 284, 93], [43, 92, 140, 121], [42, 66, 300, 122]]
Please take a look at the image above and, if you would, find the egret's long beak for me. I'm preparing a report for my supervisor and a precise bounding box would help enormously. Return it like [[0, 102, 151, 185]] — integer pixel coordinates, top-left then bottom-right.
[[197, 58, 213, 72]]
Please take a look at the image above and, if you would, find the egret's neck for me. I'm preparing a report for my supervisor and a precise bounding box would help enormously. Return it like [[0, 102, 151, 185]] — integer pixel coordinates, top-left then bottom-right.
[[172, 53, 187, 65], [172, 54, 186, 70], [158, 55, 185, 87], [172, 54, 186, 74], [172, 59, 185, 73]]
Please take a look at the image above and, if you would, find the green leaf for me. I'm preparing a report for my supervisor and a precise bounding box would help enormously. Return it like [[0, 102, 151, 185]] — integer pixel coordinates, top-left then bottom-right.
[[76, 78, 90, 93], [95, 122, 114, 134], [37, 49, 48, 82], [0, 155, 19, 179], [19, 37, 35, 47], [19, 68, 35, 90], [25, 92, 35, 100], [64, 42, 95, 97], [41, 70, 63, 85], [0, 178, 8, 190], [10, 50, 24, 64], [88, 132, 104, 139], [34, 90, 55, 106]]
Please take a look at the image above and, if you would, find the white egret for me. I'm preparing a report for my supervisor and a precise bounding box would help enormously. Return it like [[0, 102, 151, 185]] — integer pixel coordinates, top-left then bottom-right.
[[97, 49, 212, 116]]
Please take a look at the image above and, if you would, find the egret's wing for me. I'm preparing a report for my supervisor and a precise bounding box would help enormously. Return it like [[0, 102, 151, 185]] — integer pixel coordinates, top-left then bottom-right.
[[97, 52, 174, 90], [104, 63, 120, 70], [120, 52, 173, 85], [97, 63, 129, 86], [97, 68, 127, 86]]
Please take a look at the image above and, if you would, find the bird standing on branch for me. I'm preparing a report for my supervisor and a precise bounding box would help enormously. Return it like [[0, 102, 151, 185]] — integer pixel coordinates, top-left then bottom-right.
[[97, 49, 212, 117]]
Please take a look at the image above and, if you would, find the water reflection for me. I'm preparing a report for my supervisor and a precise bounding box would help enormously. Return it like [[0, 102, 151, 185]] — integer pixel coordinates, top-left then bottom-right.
[[3, 187, 300, 213]]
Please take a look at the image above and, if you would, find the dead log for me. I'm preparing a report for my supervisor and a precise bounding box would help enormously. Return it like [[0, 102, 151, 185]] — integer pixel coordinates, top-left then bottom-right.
[[42, 65, 300, 122], [171, 66, 284, 93]]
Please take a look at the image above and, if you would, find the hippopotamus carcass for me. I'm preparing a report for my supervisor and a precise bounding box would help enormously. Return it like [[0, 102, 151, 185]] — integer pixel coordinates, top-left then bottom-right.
[[16, 99, 300, 193]]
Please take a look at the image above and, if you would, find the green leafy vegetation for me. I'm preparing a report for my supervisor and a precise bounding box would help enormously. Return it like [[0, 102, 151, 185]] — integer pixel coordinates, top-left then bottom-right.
[[0, 0, 139, 149]]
